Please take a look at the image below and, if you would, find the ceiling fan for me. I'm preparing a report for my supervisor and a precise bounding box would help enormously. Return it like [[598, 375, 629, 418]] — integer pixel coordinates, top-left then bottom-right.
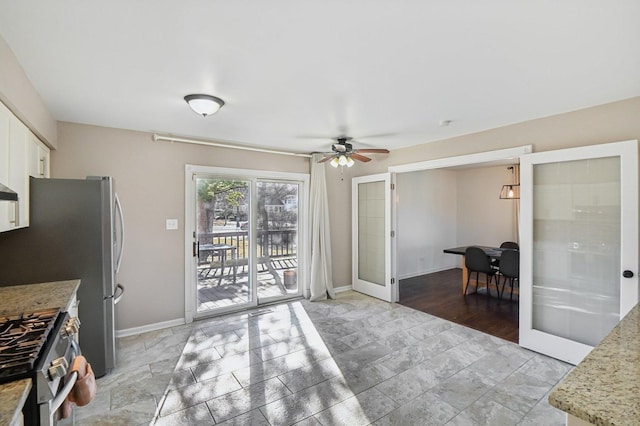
[[318, 137, 390, 168]]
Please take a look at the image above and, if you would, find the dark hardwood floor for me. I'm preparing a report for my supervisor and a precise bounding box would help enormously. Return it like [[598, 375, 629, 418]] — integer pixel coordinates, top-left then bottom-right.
[[399, 268, 519, 343]]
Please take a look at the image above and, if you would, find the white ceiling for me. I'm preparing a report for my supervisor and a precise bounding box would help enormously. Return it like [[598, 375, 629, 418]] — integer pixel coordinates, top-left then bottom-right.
[[1, 1, 639, 155]]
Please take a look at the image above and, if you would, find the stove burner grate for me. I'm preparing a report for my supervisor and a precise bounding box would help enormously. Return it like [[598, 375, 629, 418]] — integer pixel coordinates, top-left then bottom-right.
[[0, 308, 61, 380]]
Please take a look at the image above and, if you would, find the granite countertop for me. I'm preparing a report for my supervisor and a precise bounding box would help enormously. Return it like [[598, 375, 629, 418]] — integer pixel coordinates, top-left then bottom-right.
[[549, 304, 640, 426], [0, 279, 80, 316], [0, 280, 81, 424], [0, 379, 31, 426]]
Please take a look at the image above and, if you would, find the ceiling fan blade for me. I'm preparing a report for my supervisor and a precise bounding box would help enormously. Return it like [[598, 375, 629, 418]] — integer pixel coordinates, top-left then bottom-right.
[[318, 155, 334, 163], [356, 149, 390, 154], [351, 153, 372, 162]]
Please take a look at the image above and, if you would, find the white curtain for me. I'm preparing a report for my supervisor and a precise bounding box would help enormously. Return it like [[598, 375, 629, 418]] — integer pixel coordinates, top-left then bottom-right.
[[309, 153, 335, 301]]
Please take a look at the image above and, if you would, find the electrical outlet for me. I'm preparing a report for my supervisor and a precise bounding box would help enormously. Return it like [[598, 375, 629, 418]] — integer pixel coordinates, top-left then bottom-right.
[[166, 219, 178, 230]]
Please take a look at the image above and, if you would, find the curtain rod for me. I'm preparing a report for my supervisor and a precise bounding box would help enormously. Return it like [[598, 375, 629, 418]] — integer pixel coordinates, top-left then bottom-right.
[[152, 134, 312, 158]]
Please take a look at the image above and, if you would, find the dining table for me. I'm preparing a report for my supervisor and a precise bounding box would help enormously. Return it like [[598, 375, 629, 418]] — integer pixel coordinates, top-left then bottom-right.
[[443, 245, 509, 294]]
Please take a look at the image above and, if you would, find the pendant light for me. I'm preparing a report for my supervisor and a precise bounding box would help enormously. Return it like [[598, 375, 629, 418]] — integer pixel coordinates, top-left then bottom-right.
[[499, 166, 520, 199], [499, 184, 520, 199], [184, 94, 225, 117]]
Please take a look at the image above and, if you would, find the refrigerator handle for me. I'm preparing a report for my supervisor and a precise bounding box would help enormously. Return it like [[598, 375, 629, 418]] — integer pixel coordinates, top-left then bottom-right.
[[106, 283, 125, 305], [115, 194, 125, 273]]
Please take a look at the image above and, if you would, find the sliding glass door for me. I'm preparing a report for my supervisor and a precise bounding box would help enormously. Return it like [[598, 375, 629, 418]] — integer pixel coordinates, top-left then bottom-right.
[[195, 177, 253, 314], [519, 140, 638, 365], [256, 181, 301, 302], [185, 166, 308, 320]]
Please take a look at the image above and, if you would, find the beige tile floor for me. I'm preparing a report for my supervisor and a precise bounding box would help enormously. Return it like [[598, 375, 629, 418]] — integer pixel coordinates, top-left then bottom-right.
[[75, 291, 571, 425]]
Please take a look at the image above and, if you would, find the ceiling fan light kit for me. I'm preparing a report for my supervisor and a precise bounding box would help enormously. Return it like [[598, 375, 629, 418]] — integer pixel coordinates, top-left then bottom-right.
[[346, 156, 355, 167], [329, 154, 354, 168], [184, 94, 225, 117], [321, 136, 389, 168]]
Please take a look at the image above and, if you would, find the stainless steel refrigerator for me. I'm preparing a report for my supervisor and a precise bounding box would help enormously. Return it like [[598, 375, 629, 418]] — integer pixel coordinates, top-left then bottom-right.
[[0, 176, 125, 377]]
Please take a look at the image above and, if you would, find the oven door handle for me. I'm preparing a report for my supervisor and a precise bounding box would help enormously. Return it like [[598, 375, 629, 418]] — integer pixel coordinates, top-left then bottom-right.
[[50, 340, 81, 417], [50, 370, 78, 416]]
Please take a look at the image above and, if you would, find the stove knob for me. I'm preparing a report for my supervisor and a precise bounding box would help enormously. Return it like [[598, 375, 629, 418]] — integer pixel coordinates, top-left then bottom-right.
[[62, 317, 80, 337], [48, 357, 69, 380]]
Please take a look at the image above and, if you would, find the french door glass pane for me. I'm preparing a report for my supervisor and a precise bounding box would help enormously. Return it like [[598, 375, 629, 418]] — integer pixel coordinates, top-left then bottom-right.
[[256, 181, 299, 298], [358, 181, 385, 285], [532, 157, 620, 346], [196, 177, 251, 313]]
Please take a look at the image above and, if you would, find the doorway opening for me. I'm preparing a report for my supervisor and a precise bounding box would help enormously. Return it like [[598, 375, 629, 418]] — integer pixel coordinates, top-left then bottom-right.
[[387, 146, 530, 342]]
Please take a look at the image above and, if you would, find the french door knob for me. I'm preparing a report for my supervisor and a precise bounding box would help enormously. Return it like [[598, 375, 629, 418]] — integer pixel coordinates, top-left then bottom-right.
[[622, 270, 634, 278]]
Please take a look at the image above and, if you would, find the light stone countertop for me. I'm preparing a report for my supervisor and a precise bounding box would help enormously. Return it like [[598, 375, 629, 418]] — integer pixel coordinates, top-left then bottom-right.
[[0, 379, 31, 426], [549, 303, 640, 426], [0, 279, 80, 316], [0, 280, 81, 424]]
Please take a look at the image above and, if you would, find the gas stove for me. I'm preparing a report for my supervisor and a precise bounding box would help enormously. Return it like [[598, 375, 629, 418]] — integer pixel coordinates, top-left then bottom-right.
[[0, 308, 80, 425], [0, 308, 61, 380]]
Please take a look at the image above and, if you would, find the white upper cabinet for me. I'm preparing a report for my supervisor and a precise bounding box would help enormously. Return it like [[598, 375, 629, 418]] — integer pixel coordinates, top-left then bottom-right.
[[0, 103, 11, 231], [0, 101, 50, 232], [7, 113, 29, 229], [28, 132, 50, 178]]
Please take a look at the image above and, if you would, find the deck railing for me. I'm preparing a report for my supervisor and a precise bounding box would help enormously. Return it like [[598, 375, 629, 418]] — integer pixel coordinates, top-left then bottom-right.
[[198, 229, 297, 260]]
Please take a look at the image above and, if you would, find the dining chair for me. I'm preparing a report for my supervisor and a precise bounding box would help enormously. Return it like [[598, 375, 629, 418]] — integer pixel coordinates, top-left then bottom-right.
[[498, 249, 519, 301], [492, 241, 520, 269], [500, 241, 519, 250], [464, 246, 498, 297]]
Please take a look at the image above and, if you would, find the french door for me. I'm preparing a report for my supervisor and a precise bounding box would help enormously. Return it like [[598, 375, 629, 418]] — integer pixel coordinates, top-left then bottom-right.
[[185, 165, 308, 321], [352, 173, 397, 302], [519, 140, 638, 365]]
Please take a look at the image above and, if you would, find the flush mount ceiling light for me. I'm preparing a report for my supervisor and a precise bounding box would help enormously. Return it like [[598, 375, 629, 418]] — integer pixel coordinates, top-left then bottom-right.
[[184, 94, 225, 117]]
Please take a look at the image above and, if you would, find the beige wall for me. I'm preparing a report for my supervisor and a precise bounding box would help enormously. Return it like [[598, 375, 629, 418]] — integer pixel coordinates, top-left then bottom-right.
[[357, 96, 640, 176], [396, 169, 458, 277], [0, 36, 57, 147], [456, 165, 517, 247], [53, 123, 311, 329]]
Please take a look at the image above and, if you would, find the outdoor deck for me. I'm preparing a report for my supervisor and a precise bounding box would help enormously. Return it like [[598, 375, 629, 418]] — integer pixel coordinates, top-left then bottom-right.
[[197, 256, 298, 311]]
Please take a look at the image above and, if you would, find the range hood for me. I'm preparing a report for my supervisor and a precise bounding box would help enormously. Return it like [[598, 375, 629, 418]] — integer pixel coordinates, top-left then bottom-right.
[[0, 182, 18, 201]]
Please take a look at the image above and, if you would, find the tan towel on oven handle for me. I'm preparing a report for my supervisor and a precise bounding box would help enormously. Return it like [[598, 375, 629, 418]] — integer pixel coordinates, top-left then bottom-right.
[[58, 355, 98, 419], [59, 354, 98, 419], [68, 355, 97, 406]]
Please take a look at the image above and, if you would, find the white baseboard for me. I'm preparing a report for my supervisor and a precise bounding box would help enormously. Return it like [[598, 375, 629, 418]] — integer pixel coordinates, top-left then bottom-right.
[[398, 265, 458, 280], [116, 318, 186, 338], [117, 286, 354, 337]]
